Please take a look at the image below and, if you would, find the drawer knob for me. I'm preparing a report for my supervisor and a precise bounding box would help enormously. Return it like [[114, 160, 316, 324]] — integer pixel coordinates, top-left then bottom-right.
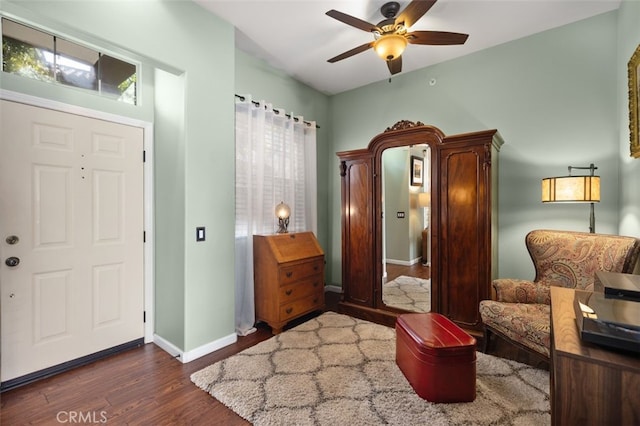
[[313, 282, 319, 287], [286, 272, 293, 278], [314, 265, 318, 270], [285, 289, 293, 296], [313, 298, 318, 304], [286, 307, 293, 314]]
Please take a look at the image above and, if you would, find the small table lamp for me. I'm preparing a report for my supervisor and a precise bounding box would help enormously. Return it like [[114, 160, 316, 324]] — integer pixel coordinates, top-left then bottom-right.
[[275, 201, 291, 233], [541, 163, 600, 233]]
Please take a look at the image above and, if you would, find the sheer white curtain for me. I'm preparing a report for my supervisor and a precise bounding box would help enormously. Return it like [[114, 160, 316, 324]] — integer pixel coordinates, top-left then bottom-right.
[[235, 95, 317, 336]]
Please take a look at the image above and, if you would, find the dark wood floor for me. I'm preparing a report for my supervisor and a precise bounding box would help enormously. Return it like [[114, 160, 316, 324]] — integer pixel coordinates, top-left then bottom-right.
[[0, 310, 323, 426], [2, 269, 546, 425], [1, 337, 259, 425], [386, 262, 430, 282]]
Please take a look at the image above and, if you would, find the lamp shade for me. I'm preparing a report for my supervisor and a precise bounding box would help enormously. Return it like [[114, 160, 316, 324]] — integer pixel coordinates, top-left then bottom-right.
[[275, 201, 291, 219], [374, 34, 407, 61], [541, 175, 600, 203], [417, 192, 431, 208]]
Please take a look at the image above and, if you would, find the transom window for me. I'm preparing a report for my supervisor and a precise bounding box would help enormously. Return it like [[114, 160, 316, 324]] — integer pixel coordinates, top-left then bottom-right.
[[1, 18, 137, 105]]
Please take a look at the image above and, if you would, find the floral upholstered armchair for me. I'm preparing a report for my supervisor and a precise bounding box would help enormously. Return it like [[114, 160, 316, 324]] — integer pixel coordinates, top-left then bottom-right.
[[479, 229, 640, 360]]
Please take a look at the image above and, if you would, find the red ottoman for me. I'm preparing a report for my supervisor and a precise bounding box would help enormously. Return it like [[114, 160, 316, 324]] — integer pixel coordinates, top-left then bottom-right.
[[395, 313, 477, 403]]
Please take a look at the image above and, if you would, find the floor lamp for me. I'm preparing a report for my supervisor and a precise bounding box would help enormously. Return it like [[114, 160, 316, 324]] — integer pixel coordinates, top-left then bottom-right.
[[541, 163, 600, 233]]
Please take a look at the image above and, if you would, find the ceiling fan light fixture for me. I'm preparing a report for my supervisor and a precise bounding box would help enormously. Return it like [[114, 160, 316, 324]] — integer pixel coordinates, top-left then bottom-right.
[[373, 34, 407, 61]]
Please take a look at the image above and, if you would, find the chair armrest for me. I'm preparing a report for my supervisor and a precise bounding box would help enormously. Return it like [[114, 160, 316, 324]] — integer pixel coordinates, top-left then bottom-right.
[[492, 279, 551, 304]]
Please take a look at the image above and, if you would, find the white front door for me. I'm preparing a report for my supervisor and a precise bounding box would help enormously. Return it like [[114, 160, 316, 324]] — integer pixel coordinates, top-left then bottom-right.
[[0, 100, 144, 382]]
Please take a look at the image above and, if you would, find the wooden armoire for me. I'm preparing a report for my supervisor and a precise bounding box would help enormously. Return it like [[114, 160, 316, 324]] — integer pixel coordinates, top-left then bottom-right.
[[337, 121, 503, 334]]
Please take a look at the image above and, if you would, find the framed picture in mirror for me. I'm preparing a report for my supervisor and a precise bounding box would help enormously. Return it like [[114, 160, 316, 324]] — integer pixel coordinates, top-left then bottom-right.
[[629, 44, 640, 159], [411, 155, 424, 186]]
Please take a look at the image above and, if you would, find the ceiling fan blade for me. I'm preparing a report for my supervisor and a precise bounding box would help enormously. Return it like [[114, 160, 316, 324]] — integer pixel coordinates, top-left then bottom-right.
[[407, 30, 469, 45], [395, 0, 438, 29], [327, 42, 375, 63], [387, 56, 402, 75], [326, 10, 381, 33]]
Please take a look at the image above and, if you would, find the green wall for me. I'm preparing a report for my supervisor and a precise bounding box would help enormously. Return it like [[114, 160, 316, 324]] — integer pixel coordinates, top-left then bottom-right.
[[1, 0, 236, 352], [618, 1, 640, 239], [329, 10, 621, 282], [381, 145, 424, 264], [383, 147, 411, 262], [154, 70, 186, 348]]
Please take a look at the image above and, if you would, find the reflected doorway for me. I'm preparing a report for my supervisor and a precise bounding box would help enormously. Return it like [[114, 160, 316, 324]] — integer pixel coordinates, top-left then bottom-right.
[[381, 144, 431, 313]]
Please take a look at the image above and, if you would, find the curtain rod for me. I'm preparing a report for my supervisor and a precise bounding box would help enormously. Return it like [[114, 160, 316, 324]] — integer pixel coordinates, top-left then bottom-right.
[[235, 94, 320, 129]]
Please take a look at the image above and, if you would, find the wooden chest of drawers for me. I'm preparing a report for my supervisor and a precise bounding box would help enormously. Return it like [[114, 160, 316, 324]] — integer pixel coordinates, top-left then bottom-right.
[[253, 232, 324, 334]]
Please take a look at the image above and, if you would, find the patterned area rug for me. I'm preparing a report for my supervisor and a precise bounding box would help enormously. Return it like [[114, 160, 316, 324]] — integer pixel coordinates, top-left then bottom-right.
[[191, 312, 550, 426], [383, 275, 431, 312]]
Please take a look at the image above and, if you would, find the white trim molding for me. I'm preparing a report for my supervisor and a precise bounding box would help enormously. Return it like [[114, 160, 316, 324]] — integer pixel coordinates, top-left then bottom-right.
[[386, 257, 422, 266], [153, 333, 238, 364], [325, 285, 342, 293], [181, 334, 238, 363]]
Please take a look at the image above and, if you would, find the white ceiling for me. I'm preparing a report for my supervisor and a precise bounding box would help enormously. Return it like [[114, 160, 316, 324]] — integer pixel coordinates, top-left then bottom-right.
[[193, 0, 621, 95]]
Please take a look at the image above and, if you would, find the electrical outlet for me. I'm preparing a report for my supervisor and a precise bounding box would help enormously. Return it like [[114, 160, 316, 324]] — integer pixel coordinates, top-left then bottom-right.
[[397, 212, 405, 218]]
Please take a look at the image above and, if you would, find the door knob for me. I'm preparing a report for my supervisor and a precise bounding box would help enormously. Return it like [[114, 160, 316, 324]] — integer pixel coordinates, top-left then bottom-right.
[[5, 257, 20, 267]]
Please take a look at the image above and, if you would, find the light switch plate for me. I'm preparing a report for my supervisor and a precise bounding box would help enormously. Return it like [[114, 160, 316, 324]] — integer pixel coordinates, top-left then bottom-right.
[[196, 226, 205, 241]]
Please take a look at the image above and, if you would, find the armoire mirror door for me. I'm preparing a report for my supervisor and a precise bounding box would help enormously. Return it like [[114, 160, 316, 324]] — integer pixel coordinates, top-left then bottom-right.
[[337, 121, 443, 328], [381, 144, 432, 313]]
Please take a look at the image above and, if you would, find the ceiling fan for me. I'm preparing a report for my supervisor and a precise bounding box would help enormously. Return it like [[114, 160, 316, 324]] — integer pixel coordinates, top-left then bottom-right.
[[326, 0, 469, 75]]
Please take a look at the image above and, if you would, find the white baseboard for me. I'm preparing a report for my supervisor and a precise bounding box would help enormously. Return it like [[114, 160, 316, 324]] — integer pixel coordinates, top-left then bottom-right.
[[152, 334, 182, 360], [182, 334, 238, 363], [153, 332, 238, 364], [325, 284, 342, 293], [386, 257, 423, 266]]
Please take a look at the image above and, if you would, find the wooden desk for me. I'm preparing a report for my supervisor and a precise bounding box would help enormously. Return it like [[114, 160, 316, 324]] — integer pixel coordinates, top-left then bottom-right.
[[550, 286, 640, 426], [253, 232, 324, 334]]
